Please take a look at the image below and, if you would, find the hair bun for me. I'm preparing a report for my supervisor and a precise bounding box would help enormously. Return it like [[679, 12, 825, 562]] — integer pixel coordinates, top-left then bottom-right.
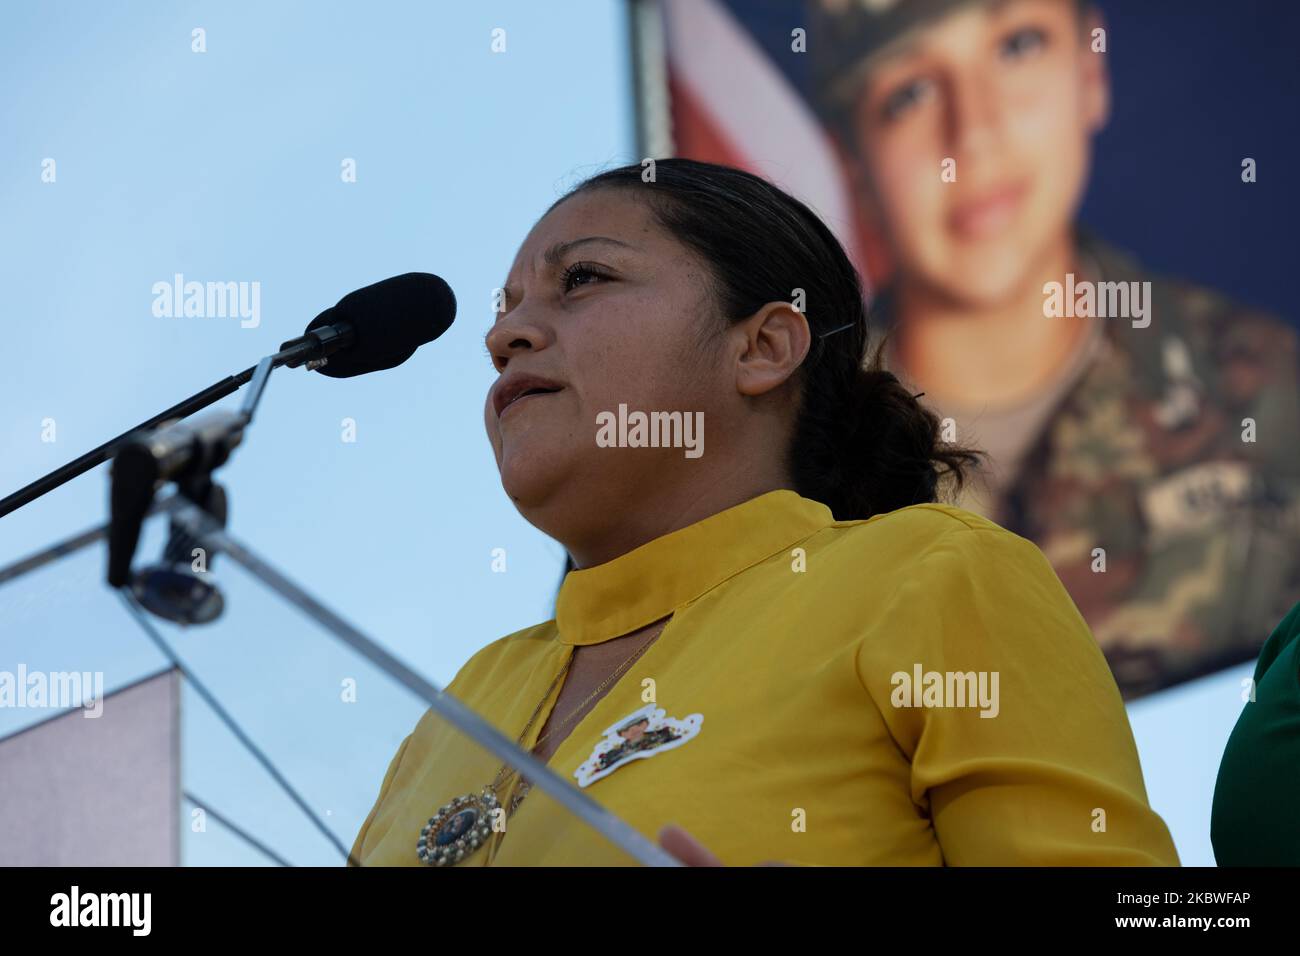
[[832, 361, 980, 515], [856, 366, 901, 393]]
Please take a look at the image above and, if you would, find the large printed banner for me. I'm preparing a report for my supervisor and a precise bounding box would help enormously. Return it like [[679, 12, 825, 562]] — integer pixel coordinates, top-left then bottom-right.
[[644, 0, 1300, 698]]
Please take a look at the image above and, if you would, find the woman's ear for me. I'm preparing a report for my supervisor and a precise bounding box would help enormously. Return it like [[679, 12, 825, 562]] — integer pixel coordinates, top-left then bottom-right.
[[733, 301, 811, 398]]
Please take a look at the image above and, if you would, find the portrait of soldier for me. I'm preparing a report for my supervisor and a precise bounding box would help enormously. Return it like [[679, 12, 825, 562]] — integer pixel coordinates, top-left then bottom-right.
[[806, 0, 1300, 696], [596, 715, 683, 771]]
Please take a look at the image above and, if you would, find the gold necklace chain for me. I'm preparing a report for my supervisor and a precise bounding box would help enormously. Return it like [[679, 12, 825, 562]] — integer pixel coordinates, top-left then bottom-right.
[[493, 619, 666, 802]]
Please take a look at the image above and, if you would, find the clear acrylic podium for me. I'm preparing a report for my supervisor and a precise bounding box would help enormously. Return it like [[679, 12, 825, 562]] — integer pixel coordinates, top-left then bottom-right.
[[0, 497, 673, 866]]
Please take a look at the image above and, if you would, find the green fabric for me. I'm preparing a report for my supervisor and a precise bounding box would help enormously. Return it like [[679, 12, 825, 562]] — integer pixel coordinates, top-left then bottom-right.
[[1212, 601, 1300, 865]]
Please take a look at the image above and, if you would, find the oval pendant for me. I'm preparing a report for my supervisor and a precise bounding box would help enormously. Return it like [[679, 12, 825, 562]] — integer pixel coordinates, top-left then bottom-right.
[[417, 789, 499, 866]]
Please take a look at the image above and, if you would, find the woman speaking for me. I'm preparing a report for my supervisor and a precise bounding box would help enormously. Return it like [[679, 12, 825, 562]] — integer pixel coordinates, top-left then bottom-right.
[[349, 158, 1178, 866]]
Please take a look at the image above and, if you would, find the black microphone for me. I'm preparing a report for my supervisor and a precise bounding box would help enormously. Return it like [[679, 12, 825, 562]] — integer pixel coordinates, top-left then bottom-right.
[[278, 272, 457, 378]]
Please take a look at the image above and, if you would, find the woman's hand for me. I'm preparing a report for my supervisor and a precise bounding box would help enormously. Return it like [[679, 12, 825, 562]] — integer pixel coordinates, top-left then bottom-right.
[[657, 824, 790, 866]]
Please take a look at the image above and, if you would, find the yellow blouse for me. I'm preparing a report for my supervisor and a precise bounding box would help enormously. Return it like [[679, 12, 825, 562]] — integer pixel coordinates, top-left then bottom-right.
[[351, 489, 1179, 866]]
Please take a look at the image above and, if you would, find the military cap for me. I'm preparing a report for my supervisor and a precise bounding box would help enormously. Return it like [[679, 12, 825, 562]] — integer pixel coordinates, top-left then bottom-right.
[[808, 0, 1088, 143]]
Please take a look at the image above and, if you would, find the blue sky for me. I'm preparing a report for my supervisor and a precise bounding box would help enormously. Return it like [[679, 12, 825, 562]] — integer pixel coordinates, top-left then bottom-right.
[[0, 0, 634, 865], [0, 0, 1247, 866]]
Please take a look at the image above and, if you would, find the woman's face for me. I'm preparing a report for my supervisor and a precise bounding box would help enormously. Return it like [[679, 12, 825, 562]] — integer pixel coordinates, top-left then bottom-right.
[[483, 188, 723, 540], [850, 0, 1108, 305]]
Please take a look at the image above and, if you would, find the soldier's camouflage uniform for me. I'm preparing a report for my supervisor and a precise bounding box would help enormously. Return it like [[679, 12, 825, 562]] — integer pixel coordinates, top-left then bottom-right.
[[870, 232, 1300, 698]]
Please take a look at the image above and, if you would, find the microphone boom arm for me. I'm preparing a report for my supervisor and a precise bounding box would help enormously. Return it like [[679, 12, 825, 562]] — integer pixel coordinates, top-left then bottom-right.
[[0, 332, 343, 520]]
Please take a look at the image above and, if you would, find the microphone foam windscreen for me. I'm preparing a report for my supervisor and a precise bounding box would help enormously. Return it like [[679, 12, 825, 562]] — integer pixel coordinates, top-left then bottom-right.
[[306, 272, 456, 378]]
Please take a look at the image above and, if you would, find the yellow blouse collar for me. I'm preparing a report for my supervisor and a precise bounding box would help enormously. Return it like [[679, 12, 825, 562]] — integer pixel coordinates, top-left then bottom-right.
[[554, 489, 834, 645]]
